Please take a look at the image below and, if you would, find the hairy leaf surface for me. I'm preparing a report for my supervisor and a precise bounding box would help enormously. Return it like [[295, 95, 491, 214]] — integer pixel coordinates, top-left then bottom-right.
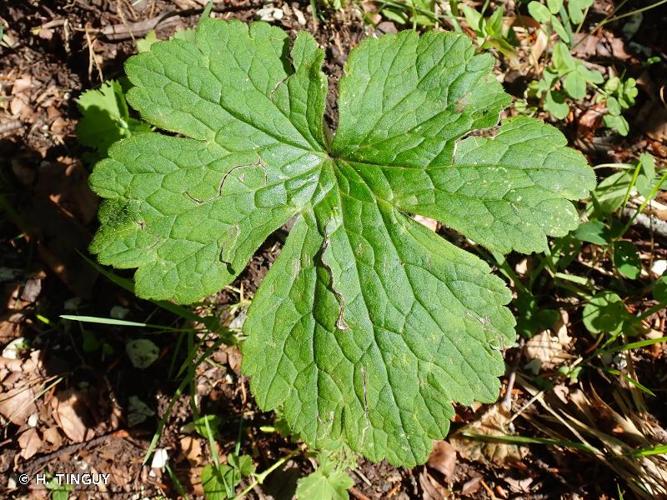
[[89, 19, 595, 466]]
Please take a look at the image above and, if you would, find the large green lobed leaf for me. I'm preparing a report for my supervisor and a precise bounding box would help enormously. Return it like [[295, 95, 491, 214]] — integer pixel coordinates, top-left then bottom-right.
[[89, 19, 595, 466]]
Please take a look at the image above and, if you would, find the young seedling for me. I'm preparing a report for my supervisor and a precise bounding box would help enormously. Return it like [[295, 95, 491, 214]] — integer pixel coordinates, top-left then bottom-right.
[[77, 80, 151, 157], [89, 19, 595, 466], [379, 0, 437, 28], [528, 41, 604, 120], [296, 451, 355, 499], [461, 5, 517, 59], [598, 75, 638, 136], [528, 0, 571, 43], [523, 2, 638, 134]]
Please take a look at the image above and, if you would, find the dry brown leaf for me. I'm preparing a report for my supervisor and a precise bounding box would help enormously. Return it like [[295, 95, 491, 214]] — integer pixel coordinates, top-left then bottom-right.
[[42, 426, 63, 448], [12, 76, 33, 95], [525, 310, 572, 373], [571, 33, 603, 59], [530, 29, 549, 67], [428, 441, 457, 482], [52, 389, 94, 443], [9, 96, 28, 117], [450, 404, 528, 467], [553, 383, 570, 404], [16, 196, 98, 298], [0, 310, 25, 342], [50, 117, 67, 136], [608, 37, 631, 61], [511, 15, 541, 29], [377, 21, 398, 34], [525, 331, 567, 372], [514, 258, 530, 277], [20, 277, 42, 303], [461, 475, 482, 496], [419, 469, 450, 499], [225, 346, 242, 375], [0, 350, 40, 428], [180, 436, 202, 464], [190, 465, 205, 497], [18, 428, 42, 459], [504, 476, 534, 494], [645, 104, 667, 142], [577, 103, 606, 137], [0, 384, 37, 426]]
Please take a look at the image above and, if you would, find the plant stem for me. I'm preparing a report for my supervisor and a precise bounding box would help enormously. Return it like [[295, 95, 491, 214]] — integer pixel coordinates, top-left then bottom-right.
[[234, 449, 301, 499], [618, 172, 667, 238], [574, 0, 667, 49], [602, 0, 667, 25]]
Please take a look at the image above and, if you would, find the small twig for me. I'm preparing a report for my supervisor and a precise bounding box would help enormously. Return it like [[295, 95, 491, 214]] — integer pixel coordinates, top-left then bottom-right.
[[116, 0, 136, 43], [620, 208, 667, 238], [71, 0, 98, 12], [480, 478, 498, 499], [23, 430, 129, 475], [349, 487, 372, 500], [352, 468, 372, 487], [84, 27, 104, 82], [41, 19, 67, 29], [100, 3, 264, 41], [234, 448, 301, 499], [502, 339, 524, 412]]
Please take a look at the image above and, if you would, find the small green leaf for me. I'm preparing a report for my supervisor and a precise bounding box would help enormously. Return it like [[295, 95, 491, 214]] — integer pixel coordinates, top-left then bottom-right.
[[173, 28, 196, 42], [462, 5, 483, 31], [528, 2, 552, 24], [574, 220, 609, 245], [551, 15, 570, 42], [200, 455, 254, 498], [542, 68, 560, 88], [515, 292, 559, 337], [606, 96, 621, 115], [81, 330, 102, 352], [76, 81, 132, 155], [592, 170, 631, 213], [568, 0, 593, 25], [126, 338, 159, 369], [603, 114, 630, 136], [381, 7, 409, 24], [193, 414, 222, 439], [46, 477, 74, 500], [552, 42, 576, 72], [545, 89, 570, 119], [613, 241, 642, 279], [128, 395, 155, 426], [201, 464, 236, 499], [604, 76, 621, 93], [563, 71, 586, 99], [636, 153, 657, 198], [547, 0, 562, 14], [582, 292, 629, 335], [486, 7, 505, 35], [619, 78, 638, 108], [137, 30, 158, 53], [579, 65, 603, 84], [653, 276, 667, 304], [296, 462, 354, 500], [228, 453, 255, 477]]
